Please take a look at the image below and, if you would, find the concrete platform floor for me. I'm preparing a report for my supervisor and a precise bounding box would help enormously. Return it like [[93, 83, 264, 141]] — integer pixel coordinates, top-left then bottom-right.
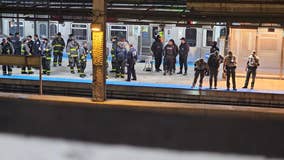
[[2, 59, 284, 92]]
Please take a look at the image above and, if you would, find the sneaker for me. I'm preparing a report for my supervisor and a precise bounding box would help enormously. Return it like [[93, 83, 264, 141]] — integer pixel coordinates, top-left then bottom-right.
[[131, 78, 137, 81]]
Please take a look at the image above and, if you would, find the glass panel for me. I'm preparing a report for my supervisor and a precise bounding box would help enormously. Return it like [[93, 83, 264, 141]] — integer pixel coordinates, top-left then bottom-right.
[[206, 30, 213, 46], [185, 28, 196, 47], [49, 24, 57, 37], [72, 29, 87, 40]]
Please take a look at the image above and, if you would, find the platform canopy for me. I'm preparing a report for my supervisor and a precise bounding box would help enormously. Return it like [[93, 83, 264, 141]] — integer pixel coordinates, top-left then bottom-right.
[[0, 0, 284, 25]]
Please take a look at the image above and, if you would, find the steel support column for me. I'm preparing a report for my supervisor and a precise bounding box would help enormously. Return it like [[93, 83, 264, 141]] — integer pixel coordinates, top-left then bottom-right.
[[92, 0, 106, 101]]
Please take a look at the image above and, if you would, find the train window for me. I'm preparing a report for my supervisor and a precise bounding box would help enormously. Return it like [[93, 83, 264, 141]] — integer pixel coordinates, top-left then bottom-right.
[[71, 23, 87, 40], [110, 25, 127, 40], [9, 21, 24, 37], [39, 24, 47, 37], [220, 28, 226, 37], [185, 28, 197, 47], [206, 30, 213, 46], [49, 23, 57, 37]]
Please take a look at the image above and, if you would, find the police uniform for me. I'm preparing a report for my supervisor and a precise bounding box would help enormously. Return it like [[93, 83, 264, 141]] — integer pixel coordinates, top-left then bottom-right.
[[1, 39, 14, 75], [192, 58, 208, 88], [78, 46, 89, 78], [126, 46, 137, 81], [163, 44, 177, 75], [21, 41, 33, 74], [178, 41, 190, 75], [66, 40, 80, 74], [33, 38, 41, 56], [207, 51, 224, 89], [52, 33, 65, 66], [151, 38, 163, 72], [39, 38, 52, 75], [115, 44, 127, 78], [224, 53, 237, 90], [243, 53, 260, 89]]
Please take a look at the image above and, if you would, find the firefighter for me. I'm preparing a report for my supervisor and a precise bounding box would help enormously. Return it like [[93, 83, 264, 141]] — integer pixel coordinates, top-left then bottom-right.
[[115, 42, 127, 78], [33, 34, 41, 56], [110, 36, 118, 73], [151, 35, 163, 72], [21, 39, 34, 74], [66, 34, 74, 67], [39, 36, 52, 75], [66, 36, 80, 74], [191, 58, 208, 89], [177, 37, 190, 75], [242, 51, 260, 90], [163, 39, 177, 76], [78, 41, 89, 78], [1, 38, 14, 75], [224, 51, 237, 91], [52, 32, 65, 67], [126, 44, 137, 81], [207, 50, 224, 89]]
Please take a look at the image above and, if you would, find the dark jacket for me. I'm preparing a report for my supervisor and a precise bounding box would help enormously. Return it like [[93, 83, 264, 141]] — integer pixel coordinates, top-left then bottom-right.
[[33, 39, 41, 55], [0, 41, 14, 55], [210, 45, 219, 53], [151, 40, 163, 57], [164, 44, 177, 58], [179, 43, 189, 58], [127, 47, 137, 65], [11, 36, 21, 55], [208, 53, 224, 70], [116, 47, 127, 61], [52, 37, 65, 52]]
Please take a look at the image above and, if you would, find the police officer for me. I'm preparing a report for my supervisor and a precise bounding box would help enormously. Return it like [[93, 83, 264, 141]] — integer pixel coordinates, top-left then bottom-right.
[[11, 32, 21, 55], [52, 32, 65, 67], [78, 41, 89, 78], [126, 44, 137, 81], [115, 42, 127, 78], [39, 36, 52, 75], [191, 58, 208, 89], [33, 34, 41, 56], [26, 35, 34, 54], [242, 51, 260, 90], [224, 51, 237, 91], [21, 39, 33, 74], [66, 36, 80, 74], [177, 37, 190, 75], [163, 39, 177, 76], [1, 38, 14, 75], [207, 51, 224, 89], [151, 35, 163, 72], [110, 36, 118, 73]]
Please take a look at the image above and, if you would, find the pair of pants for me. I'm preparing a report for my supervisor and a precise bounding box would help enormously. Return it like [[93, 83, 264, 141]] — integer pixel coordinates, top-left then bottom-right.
[[116, 60, 125, 77], [154, 56, 162, 71], [209, 69, 218, 88], [111, 55, 117, 72], [164, 56, 175, 73], [179, 56, 188, 73], [42, 57, 51, 74], [53, 51, 63, 66], [226, 67, 236, 89], [70, 56, 79, 72], [21, 66, 32, 73], [127, 63, 136, 80], [192, 70, 205, 87], [80, 61, 86, 76], [244, 67, 257, 88], [2, 65, 12, 75]]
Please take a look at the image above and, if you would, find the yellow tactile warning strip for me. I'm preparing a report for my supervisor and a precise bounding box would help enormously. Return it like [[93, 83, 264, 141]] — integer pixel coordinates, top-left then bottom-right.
[[1, 92, 284, 119]]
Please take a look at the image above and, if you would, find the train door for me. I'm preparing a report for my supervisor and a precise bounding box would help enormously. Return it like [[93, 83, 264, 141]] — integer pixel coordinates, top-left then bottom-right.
[[230, 28, 257, 73], [71, 23, 88, 44], [49, 22, 58, 38], [201, 28, 214, 61], [256, 28, 283, 75], [37, 22, 48, 37], [185, 28, 197, 63], [140, 25, 151, 61]]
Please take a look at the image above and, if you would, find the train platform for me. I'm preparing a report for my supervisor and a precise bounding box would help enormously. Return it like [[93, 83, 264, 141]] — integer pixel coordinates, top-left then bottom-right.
[[0, 92, 284, 158]]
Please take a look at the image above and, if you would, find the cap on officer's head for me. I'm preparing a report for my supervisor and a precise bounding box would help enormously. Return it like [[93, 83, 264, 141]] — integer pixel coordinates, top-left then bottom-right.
[[180, 37, 186, 41], [57, 32, 62, 36]]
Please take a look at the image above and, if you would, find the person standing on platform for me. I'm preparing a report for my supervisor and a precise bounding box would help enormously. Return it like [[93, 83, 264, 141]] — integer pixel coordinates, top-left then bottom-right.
[[52, 32, 65, 67], [191, 58, 208, 89], [208, 50, 224, 89], [110, 36, 118, 73], [21, 39, 34, 74], [115, 42, 127, 78], [1, 38, 14, 76], [126, 44, 137, 81], [78, 41, 89, 78], [33, 34, 41, 56], [172, 39, 179, 74], [210, 41, 219, 53], [151, 35, 164, 72], [39, 36, 52, 75], [163, 39, 177, 76], [177, 37, 190, 76], [11, 32, 21, 55], [66, 36, 80, 74], [224, 51, 237, 91], [242, 51, 260, 90], [66, 34, 74, 67], [26, 35, 34, 55]]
